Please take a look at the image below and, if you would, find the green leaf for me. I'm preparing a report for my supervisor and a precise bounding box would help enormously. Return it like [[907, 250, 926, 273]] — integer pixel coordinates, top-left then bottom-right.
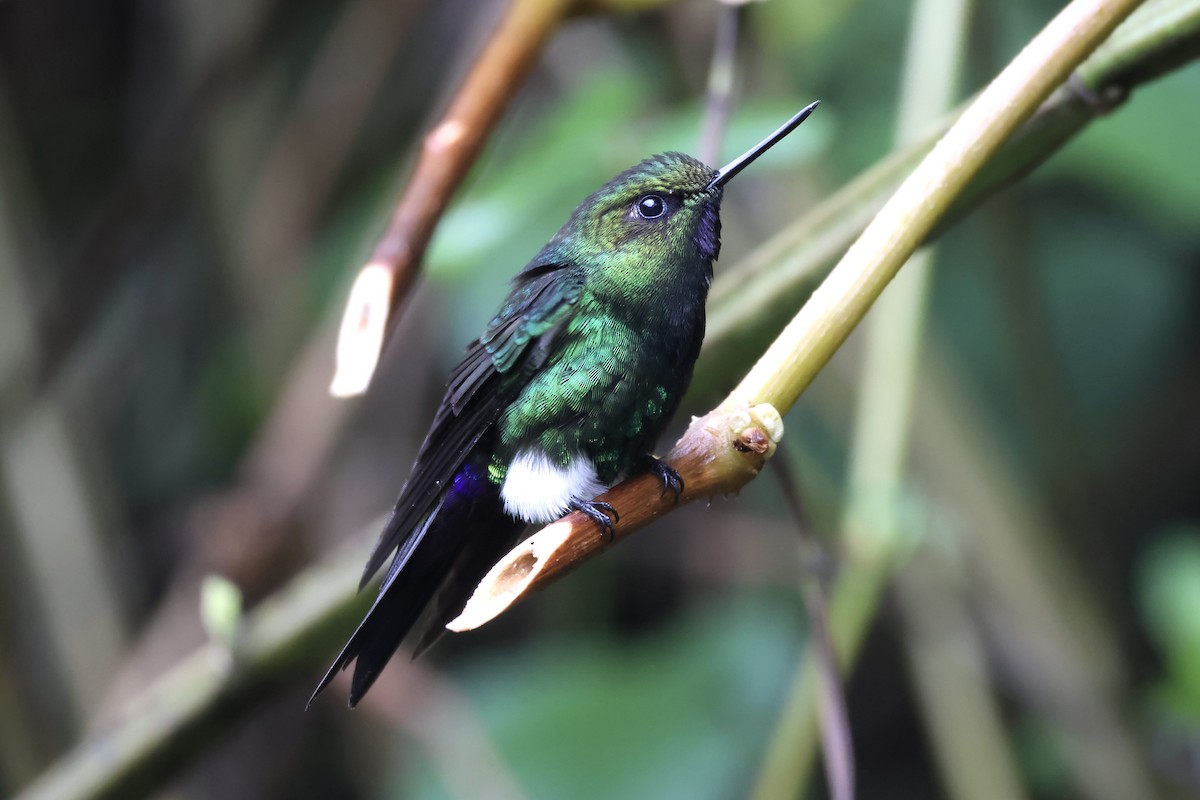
[[200, 574, 244, 649], [1137, 526, 1200, 713]]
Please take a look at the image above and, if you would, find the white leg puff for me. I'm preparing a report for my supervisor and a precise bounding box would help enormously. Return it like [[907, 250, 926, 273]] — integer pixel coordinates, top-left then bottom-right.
[[501, 449, 606, 524]]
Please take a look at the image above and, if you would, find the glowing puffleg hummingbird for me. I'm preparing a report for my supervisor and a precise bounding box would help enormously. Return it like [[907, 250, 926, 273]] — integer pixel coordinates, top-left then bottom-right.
[[314, 101, 820, 707]]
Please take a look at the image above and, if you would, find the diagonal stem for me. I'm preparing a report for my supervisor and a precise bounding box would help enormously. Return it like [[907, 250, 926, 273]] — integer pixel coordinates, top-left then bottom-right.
[[330, 0, 577, 397], [449, 0, 1149, 633]]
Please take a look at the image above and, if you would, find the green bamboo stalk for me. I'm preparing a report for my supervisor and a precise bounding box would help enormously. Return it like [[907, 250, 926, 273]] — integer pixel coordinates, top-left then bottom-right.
[[910, 352, 1162, 800], [698, 0, 1200, 401], [751, 0, 978, 794], [854, 0, 1029, 796], [746, 0, 1146, 797], [722, 0, 1145, 416], [895, 551, 1031, 800]]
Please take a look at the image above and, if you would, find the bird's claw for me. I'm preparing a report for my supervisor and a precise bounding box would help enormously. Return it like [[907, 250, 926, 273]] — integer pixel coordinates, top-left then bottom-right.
[[573, 500, 619, 542], [636, 454, 683, 503]]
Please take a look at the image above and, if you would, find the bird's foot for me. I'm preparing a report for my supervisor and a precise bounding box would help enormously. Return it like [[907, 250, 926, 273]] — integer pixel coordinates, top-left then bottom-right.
[[573, 500, 619, 542], [635, 454, 683, 503]]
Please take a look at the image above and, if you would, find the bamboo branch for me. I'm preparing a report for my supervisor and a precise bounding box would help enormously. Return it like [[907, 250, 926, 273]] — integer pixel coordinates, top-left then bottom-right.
[[329, 0, 577, 397], [751, 0, 978, 795], [448, 404, 783, 631], [447, 0, 1149, 631], [697, 0, 1200, 396], [329, 0, 692, 397]]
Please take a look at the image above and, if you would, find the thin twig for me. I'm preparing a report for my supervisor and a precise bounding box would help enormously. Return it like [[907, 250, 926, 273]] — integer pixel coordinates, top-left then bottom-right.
[[895, 552, 1032, 800], [768, 452, 855, 800], [697, 2, 741, 166], [329, 0, 576, 397], [752, 0, 973, 795]]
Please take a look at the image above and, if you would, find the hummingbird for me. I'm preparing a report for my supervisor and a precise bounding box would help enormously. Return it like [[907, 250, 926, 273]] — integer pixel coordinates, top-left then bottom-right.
[[313, 101, 819, 707]]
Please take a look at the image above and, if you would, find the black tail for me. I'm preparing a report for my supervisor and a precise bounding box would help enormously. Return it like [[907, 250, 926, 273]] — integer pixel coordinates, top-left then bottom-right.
[[309, 489, 523, 707]]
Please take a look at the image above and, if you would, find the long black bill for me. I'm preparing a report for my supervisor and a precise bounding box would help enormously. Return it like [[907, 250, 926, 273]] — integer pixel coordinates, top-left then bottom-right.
[[707, 100, 820, 191]]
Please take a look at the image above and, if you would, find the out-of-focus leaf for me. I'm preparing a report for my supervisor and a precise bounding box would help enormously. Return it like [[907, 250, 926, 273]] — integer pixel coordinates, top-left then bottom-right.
[[1138, 526, 1200, 714], [1012, 713, 1073, 797], [200, 574, 243, 649], [395, 596, 803, 800]]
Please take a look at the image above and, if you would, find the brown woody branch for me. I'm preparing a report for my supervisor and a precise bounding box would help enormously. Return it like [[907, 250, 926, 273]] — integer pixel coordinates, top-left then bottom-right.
[[448, 403, 782, 630], [330, 0, 577, 397]]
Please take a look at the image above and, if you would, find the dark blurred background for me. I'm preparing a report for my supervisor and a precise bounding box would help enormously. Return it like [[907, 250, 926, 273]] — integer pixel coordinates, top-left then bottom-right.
[[2, 0, 1199, 798]]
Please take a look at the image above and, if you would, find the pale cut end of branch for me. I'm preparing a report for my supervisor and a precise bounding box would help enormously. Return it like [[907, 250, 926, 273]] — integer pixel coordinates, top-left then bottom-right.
[[445, 519, 576, 632], [330, 262, 394, 397], [446, 402, 785, 632]]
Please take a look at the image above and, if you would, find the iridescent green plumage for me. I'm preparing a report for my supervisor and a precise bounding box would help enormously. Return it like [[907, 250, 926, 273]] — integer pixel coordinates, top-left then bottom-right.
[[313, 103, 819, 708], [492, 152, 719, 484]]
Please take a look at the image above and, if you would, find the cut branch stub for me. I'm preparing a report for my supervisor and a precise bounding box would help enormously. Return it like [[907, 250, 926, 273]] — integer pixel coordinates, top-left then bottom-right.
[[329, 0, 576, 397], [446, 402, 784, 631]]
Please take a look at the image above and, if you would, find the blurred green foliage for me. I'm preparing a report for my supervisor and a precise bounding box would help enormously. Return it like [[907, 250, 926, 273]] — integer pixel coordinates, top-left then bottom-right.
[[3, 0, 1200, 798], [1139, 527, 1200, 716], [400, 597, 801, 799]]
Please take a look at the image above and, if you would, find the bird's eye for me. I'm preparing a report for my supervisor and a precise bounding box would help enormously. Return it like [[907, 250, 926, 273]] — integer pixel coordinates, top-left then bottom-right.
[[636, 194, 667, 219]]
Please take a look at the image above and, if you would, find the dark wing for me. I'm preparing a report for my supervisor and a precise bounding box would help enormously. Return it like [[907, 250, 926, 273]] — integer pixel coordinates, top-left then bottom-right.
[[310, 262, 590, 707], [355, 262, 586, 587]]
